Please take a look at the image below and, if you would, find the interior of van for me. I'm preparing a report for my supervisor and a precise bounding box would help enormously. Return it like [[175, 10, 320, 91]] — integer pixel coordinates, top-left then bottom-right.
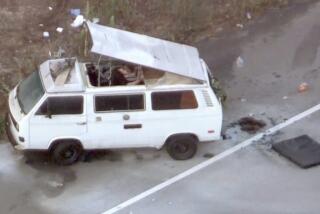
[[85, 60, 201, 88], [47, 58, 203, 90]]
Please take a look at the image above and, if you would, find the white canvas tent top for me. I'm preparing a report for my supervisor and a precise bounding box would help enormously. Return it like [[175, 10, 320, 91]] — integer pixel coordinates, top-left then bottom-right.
[[86, 21, 206, 81]]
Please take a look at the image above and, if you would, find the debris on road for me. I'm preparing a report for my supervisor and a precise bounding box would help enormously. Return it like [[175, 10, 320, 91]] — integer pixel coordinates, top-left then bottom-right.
[[71, 15, 85, 28], [273, 135, 320, 169], [48, 6, 53, 11], [246, 12, 252, 20], [43, 31, 50, 38], [70, 8, 81, 16], [56, 27, 64, 33], [203, 153, 215, 158], [241, 98, 247, 102], [47, 180, 63, 188], [236, 56, 244, 68], [298, 82, 309, 93], [92, 18, 100, 24], [237, 117, 266, 134], [236, 23, 244, 29], [283, 96, 289, 100]]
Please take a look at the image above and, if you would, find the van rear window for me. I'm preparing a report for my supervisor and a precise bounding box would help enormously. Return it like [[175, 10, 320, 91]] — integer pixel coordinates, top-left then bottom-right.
[[95, 94, 144, 112], [151, 91, 198, 111]]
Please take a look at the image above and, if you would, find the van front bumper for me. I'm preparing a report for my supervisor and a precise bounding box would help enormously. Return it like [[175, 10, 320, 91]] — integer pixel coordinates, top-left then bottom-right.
[[5, 113, 25, 150]]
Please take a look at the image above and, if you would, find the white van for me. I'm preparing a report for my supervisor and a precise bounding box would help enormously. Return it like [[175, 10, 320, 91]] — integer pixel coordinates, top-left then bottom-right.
[[5, 22, 223, 165]]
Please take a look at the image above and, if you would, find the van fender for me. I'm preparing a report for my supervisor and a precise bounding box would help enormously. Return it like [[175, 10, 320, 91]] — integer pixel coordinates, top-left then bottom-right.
[[163, 133, 199, 148], [48, 137, 84, 152]]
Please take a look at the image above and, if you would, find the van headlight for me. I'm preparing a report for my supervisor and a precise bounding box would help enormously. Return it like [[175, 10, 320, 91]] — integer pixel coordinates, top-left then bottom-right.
[[9, 112, 19, 131]]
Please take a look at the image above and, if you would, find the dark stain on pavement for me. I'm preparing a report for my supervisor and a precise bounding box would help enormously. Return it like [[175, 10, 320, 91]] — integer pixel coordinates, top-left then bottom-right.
[[82, 150, 123, 162], [36, 168, 76, 198], [203, 153, 215, 159], [23, 151, 77, 198]]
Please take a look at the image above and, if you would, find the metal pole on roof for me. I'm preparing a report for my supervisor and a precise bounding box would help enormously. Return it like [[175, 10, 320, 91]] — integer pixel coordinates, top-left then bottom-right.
[[108, 60, 113, 86], [97, 55, 102, 87]]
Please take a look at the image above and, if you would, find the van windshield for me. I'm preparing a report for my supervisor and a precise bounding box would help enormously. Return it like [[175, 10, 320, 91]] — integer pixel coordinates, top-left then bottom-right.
[[17, 71, 45, 114]]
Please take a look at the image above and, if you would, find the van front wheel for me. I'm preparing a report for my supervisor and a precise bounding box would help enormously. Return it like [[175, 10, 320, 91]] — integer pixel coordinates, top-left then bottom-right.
[[166, 136, 198, 160], [51, 141, 83, 165]]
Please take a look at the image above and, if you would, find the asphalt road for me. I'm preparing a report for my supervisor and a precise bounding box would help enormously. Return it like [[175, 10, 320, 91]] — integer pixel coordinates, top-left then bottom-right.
[[1, 1, 320, 214]]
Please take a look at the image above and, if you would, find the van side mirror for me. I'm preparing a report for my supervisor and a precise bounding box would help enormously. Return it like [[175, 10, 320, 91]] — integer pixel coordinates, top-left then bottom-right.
[[46, 110, 52, 119]]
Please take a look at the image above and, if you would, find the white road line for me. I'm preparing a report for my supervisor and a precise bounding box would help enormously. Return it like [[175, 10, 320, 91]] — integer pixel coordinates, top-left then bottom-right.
[[102, 103, 320, 214]]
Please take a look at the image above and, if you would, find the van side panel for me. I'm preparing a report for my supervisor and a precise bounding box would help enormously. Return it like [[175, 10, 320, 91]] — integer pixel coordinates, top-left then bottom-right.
[[141, 88, 222, 149]]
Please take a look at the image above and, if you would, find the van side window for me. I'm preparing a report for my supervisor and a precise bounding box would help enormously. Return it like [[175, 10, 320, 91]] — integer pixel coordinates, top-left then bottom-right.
[[36, 96, 83, 115], [152, 91, 198, 110], [95, 94, 144, 112]]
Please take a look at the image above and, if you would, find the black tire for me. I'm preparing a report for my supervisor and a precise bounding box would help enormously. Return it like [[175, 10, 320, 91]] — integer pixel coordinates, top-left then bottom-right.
[[166, 135, 198, 160], [51, 141, 83, 165]]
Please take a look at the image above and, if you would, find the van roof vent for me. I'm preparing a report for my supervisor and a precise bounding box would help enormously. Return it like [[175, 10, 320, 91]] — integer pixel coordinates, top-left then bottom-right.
[[202, 90, 213, 107]]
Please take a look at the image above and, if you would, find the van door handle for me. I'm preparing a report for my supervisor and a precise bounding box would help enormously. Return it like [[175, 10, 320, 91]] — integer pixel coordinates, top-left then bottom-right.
[[77, 122, 87, 126], [124, 124, 142, 129]]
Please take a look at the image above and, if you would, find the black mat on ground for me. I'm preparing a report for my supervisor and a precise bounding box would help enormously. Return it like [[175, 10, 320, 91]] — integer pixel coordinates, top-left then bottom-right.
[[272, 135, 320, 169]]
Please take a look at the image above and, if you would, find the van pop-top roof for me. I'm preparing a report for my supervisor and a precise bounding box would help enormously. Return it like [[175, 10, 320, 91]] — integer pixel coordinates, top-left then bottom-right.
[[86, 21, 206, 81], [39, 23, 209, 93]]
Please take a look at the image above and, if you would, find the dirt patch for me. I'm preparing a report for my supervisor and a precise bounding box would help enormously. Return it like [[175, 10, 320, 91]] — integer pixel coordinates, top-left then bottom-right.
[[237, 117, 267, 134], [203, 153, 215, 159]]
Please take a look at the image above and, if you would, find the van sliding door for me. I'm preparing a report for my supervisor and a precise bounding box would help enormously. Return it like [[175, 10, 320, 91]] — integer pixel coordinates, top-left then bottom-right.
[[86, 93, 147, 149]]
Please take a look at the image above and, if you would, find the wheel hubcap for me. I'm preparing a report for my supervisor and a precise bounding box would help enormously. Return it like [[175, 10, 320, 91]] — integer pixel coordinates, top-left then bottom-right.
[[62, 148, 75, 159], [175, 143, 189, 153]]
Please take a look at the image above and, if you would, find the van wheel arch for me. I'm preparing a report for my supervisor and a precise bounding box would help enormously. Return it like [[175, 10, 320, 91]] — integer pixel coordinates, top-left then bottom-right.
[[49, 139, 83, 152], [165, 133, 199, 146], [49, 139, 84, 165], [165, 133, 199, 160]]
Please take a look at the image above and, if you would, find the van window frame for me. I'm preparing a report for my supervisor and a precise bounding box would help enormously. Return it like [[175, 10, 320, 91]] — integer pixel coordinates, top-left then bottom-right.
[[94, 93, 146, 113], [151, 90, 199, 111], [35, 95, 85, 116]]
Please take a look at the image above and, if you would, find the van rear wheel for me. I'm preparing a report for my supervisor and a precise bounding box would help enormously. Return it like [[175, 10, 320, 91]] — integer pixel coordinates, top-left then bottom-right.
[[166, 135, 198, 160], [51, 141, 82, 165]]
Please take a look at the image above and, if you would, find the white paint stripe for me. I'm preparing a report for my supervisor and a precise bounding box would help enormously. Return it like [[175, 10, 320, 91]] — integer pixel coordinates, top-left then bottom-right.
[[102, 103, 320, 214]]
